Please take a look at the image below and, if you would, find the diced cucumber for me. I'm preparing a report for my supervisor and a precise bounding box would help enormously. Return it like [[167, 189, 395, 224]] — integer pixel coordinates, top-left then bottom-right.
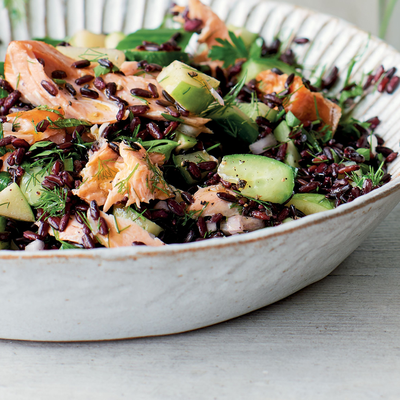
[[113, 205, 163, 237], [63, 158, 74, 172], [206, 105, 259, 144], [273, 121, 301, 169], [0, 216, 9, 250], [237, 102, 277, 123], [274, 120, 291, 142], [174, 131, 197, 152], [286, 111, 301, 128], [173, 150, 218, 184], [0, 171, 11, 192], [124, 50, 189, 66], [227, 25, 258, 49], [69, 30, 106, 48], [56, 46, 126, 68], [218, 154, 295, 204], [238, 58, 297, 83], [20, 167, 47, 207], [105, 32, 126, 49], [286, 193, 334, 215], [0, 182, 35, 222], [157, 61, 220, 114]]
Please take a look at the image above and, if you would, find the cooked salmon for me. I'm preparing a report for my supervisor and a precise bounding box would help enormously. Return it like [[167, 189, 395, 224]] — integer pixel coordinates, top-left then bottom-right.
[[73, 141, 121, 206], [173, 0, 230, 49], [3, 107, 66, 144], [4, 41, 211, 127], [103, 142, 173, 212], [57, 216, 85, 244], [87, 210, 164, 247], [256, 70, 342, 133], [187, 184, 240, 218]]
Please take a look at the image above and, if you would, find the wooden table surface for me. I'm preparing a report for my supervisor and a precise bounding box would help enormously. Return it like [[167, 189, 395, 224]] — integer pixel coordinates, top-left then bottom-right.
[[1, 204, 399, 400]]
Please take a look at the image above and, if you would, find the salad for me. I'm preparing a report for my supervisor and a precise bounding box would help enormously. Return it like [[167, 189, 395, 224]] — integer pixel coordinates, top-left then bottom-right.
[[0, 0, 398, 251]]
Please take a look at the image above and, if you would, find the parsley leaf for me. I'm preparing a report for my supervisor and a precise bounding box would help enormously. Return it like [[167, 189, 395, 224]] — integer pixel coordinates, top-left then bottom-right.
[[94, 64, 120, 77], [208, 31, 248, 68]]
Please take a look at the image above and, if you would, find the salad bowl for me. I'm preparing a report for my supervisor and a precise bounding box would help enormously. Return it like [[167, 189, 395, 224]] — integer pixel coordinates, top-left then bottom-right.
[[1, 0, 400, 341]]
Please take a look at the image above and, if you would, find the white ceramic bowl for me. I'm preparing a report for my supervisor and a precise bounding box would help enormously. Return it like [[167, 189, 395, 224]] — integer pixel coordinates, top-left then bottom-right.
[[1, 0, 400, 341]]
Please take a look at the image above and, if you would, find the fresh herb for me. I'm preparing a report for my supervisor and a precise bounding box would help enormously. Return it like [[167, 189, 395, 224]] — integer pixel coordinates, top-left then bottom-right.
[[130, 94, 149, 105], [116, 28, 193, 51], [141, 139, 179, 160], [94, 158, 117, 181], [16, 73, 21, 89], [36, 105, 64, 117], [208, 31, 248, 68], [36, 187, 68, 217], [379, 0, 399, 39], [46, 117, 91, 128], [11, 112, 21, 131], [161, 113, 184, 123], [53, 78, 66, 85], [94, 64, 120, 77], [77, 48, 109, 62], [115, 163, 139, 194], [349, 162, 385, 189]]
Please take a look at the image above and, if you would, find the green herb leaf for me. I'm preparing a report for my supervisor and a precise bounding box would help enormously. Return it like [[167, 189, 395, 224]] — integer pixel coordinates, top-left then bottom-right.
[[53, 78, 66, 85], [28, 141, 53, 152], [161, 113, 184, 123], [116, 28, 193, 51], [94, 64, 120, 77], [47, 117, 91, 128], [208, 31, 249, 68]]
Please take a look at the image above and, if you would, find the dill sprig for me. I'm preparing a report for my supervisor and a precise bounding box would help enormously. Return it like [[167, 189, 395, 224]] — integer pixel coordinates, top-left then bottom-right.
[[36, 187, 68, 217], [94, 158, 117, 181], [115, 163, 139, 194], [349, 162, 385, 189]]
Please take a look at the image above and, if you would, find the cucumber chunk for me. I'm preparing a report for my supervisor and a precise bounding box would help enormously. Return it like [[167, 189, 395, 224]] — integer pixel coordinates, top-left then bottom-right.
[[238, 58, 297, 83], [237, 102, 277, 123], [205, 105, 259, 144], [56, 46, 126, 68], [105, 32, 126, 49], [69, 30, 106, 48], [0, 182, 35, 222], [218, 154, 295, 204], [174, 131, 197, 152], [173, 150, 218, 184], [286, 193, 334, 215], [124, 50, 189, 66], [113, 205, 163, 237], [157, 61, 220, 114], [20, 167, 47, 207], [273, 121, 301, 169]]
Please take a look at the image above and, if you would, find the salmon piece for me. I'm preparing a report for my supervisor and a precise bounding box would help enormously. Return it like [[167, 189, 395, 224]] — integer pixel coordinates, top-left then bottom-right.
[[119, 61, 159, 79], [73, 141, 120, 206], [87, 210, 164, 247], [103, 142, 173, 212], [148, 152, 166, 166], [0, 153, 11, 172], [256, 70, 342, 133], [58, 216, 85, 244], [3, 107, 66, 145], [187, 184, 240, 218], [174, 0, 229, 49], [4, 41, 211, 127], [44, 215, 84, 245]]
